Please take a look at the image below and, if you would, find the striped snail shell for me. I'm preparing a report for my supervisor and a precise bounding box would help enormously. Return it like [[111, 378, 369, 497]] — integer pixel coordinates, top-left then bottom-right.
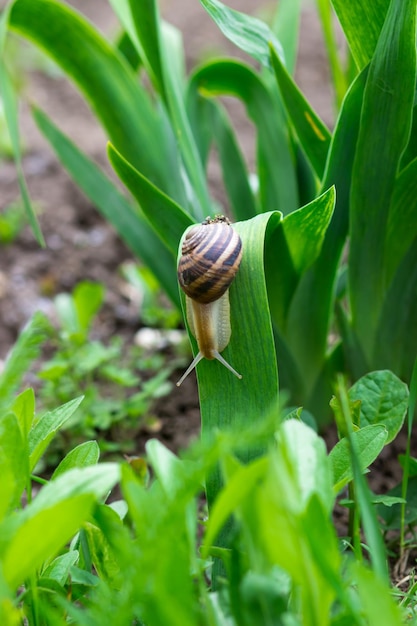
[[176, 215, 243, 386]]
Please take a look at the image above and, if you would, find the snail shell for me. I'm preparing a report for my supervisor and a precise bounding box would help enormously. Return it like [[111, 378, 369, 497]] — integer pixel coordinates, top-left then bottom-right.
[[176, 215, 243, 386], [177, 215, 242, 304]]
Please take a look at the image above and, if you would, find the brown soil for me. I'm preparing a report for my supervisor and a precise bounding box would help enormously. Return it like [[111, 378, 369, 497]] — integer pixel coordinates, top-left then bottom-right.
[[0, 0, 412, 544]]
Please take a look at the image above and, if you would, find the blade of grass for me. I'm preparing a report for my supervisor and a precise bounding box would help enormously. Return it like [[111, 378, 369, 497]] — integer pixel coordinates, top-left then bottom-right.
[[0, 313, 49, 411], [270, 44, 331, 179], [0, 6, 44, 246], [400, 357, 417, 554], [107, 143, 194, 254], [316, 0, 349, 108], [335, 375, 388, 583]]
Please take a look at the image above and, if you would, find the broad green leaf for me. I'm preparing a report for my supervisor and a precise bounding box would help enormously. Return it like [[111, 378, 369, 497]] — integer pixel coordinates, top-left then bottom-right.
[[0, 413, 27, 514], [189, 59, 298, 215], [52, 441, 100, 480], [0, 312, 49, 411], [270, 44, 331, 179], [32, 107, 180, 307], [199, 0, 284, 68], [146, 439, 187, 497], [9, 0, 186, 206], [349, 0, 417, 358], [1, 463, 120, 590], [373, 241, 417, 380], [274, 419, 334, 514], [28, 396, 84, 470], [179, 213, 280, 514], [281, 186, 335, 275], [107, 143, 193, 254], [41, 551, 79, 586], [330, 0, 390, 69], [73, 281, 105, 333], [385, 157, 417, 283], [11, 387, 35, 440], [203, 457, 268, 556], [349, 370, 408, 443], [329, 425, 388, 493]]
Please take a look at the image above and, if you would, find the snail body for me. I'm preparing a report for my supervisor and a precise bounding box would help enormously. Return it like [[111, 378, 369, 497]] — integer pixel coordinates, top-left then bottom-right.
[[176, 215, 243, 386]]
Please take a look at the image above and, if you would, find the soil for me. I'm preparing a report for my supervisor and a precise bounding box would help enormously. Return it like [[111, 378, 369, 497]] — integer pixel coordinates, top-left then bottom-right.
[[0, 0, 413, 551]]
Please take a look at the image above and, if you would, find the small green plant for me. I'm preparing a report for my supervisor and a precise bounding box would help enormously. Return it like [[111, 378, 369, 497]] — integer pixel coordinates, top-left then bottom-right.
[[0, 201, 26, 243], [37, 280, 174, 459]]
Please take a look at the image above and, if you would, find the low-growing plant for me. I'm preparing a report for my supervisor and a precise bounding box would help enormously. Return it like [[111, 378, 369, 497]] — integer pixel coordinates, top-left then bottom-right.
[[36, 280, 175, 460]]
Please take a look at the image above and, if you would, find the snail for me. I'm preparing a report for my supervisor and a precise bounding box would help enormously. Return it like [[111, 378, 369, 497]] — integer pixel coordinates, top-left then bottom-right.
[[176, 215, 243, 386]]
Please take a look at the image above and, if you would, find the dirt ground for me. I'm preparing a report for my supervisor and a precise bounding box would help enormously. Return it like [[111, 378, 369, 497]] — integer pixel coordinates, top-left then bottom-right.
[[0, 0, 412, 522]]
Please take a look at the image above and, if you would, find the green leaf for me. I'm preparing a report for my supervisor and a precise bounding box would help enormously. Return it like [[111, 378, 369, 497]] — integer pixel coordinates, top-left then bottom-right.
[[9, 0, 186, 205], [270, 43, 331, 179], [0, 312, 49, 411], [271, 0, 302, 75], [281, 186, 335, 275], [73, 281, 105, 333], [41, 551, 79, 586], [385, 157, 417, 283], [330, 0, 390, 69], [189, 59, 298, 215], [351, 562, 403, 626], [32, 106, 180, 307], [329, 425, 388, 493], [0, 66, 44, 245], [186, 96, 258, 220], [0, 412, 27, 514], [28, 396, 85, 470], [107, 143, 193, 255], [199, 0, 284, 68], [377, 475, 417, 529], [349, 0, 417, 357], [278, 70, 366, 409], [203, 456, 268, 556], [373, 239, 417, 379], [51, 441, 100, 479], [349, 370, 408, 444], [0, 463, 120, 590], [108, 0, 164, 94], [11, 387, 35, 441]]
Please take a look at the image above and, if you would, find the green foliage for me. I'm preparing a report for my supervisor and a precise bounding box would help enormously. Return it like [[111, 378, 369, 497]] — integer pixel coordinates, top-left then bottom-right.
[[36, 281, 174, 459], [0, 367, 414, 624]]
